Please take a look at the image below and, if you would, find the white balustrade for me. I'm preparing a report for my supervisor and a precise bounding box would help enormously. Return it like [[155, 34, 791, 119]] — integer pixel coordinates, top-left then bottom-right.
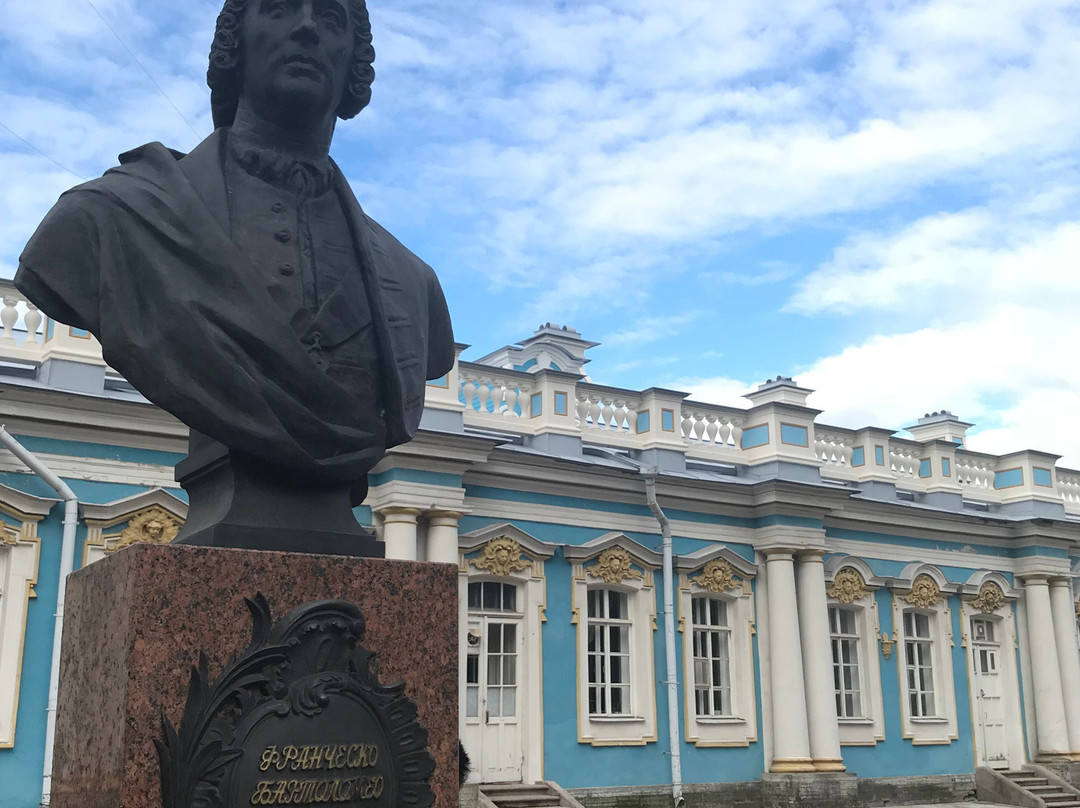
[[459, 365, 534, 427], [576, 385, 642, 436], [954, 453, 998, 492], [1058, 470, 1080, 514], [816, 428, 854, 469], [681, 403, 745, 453], [889, 442, 921, 479], [0, 283, 45, 362]]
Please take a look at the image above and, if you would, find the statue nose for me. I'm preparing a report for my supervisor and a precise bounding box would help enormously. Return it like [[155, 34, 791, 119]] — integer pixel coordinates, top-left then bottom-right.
[[292, 11, 319, 43]]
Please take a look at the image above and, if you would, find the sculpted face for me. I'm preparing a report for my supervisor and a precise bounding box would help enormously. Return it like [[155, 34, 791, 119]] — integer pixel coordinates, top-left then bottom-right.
[[241, 0, 355, 127]]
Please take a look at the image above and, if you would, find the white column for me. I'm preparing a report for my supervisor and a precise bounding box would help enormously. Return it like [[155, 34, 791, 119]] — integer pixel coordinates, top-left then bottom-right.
[[1049, 578, 1080, 757], [796, 551, 845, 772], [765, 549, 814, 772], [1023, 575, 1071, 760], [425, 510, 462, 564], [379, 507, 420, 561]]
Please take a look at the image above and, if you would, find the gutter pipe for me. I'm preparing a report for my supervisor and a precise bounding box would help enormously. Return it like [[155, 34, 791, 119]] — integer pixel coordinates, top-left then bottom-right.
[[0, 427, 79, 808], [643, 469, 685, 808]]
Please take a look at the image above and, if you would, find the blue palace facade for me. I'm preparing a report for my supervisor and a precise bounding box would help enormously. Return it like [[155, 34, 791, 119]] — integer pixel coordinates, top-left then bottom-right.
[[3, 282, 1080, 807]]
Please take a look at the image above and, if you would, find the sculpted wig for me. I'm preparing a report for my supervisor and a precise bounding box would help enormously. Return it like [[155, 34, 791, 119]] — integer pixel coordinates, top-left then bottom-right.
[[207, 0, 376, 129]]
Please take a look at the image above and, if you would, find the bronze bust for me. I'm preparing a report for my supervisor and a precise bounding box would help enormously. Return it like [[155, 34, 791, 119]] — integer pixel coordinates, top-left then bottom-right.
[[15, 0, 454, 554]]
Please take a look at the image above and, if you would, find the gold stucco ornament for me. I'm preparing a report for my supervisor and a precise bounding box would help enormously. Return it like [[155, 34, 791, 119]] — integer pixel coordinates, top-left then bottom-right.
[[691, 559, 740, 593], [827, 568, 868, 604], [115, 505, 181, 550], [971, 581, 1006, 614], [902, 574, 943, 609], [471, 536, 531, 577], [588, 547, 644, 584]]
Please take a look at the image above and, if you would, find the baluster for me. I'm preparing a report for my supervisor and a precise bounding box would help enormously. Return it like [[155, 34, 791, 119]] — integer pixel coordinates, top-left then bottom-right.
[[503, 385, 519, 418], [476, 377, 492, 414], [682, 412, 694, 440], [0, 296, 17, 342], [461, 376, 477, 410], [23, 305, 42, 346], [702, 416, 717, 446]]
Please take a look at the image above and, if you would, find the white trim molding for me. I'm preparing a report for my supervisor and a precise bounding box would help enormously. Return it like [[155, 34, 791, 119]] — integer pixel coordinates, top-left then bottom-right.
[[890, 564, 960, 745], [568, 534, 659, 746], [824, 557, 886, 746], [676, 545, 758, 747], [0, 484, 56, 748]]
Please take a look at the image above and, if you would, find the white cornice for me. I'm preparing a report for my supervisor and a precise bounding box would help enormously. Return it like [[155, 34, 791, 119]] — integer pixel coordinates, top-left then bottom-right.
[[80, 487, 188, 525]]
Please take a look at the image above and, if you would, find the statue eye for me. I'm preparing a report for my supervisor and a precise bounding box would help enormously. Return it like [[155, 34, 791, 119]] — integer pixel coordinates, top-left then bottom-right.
[[320, 8, 345, 30]]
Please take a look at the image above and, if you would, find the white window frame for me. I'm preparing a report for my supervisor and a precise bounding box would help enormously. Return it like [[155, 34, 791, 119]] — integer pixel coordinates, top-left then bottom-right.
[[458, 524, 557, 785], [677, 555, 757, 747], [893, 573, 958, 745], [824, 566, 886, 746], [691, 596, 733, 719], [0, 504, 48, 750], [586, 587, 633, 717], [570, 544, 658, 746]]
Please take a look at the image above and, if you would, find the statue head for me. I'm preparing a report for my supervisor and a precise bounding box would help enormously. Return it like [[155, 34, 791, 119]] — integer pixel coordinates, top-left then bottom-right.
[[207, 0, 376, 130]]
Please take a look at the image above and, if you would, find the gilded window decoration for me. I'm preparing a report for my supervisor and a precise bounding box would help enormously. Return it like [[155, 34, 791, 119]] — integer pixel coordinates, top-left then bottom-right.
[[587, 547, 644, 584], [470, 536, 531, 577], [902, 574, 942, 609], [827, 567, 868, 604], [970, 581, 1006, 615], [113, 506, 181, 551], [690, 559, 741, 594]]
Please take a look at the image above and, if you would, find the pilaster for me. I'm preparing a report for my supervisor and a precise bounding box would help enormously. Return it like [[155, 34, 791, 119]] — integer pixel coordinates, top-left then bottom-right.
[[1020, 573, 1072, 761]]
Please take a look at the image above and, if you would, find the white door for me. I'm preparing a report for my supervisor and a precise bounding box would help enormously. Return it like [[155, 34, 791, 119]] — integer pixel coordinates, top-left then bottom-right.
[[971, 617, 1009, 768], [463, 581, 524, 783]]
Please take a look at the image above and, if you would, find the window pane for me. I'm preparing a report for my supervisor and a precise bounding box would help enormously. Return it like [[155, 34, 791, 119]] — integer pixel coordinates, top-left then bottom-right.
[[487, 687, 501, 716], [468, 583, 482, 610], [466, 686, 478, 718], [609, 591, 626, 620], [588, 589, 601, 618], [503, 655, 516, 685], [466, 654, 479, 685], [503, 584, 517, 613], [502, 688, 516, 716]]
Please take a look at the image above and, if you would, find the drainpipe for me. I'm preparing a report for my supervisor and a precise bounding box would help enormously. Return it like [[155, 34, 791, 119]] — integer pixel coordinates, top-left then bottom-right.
[[0, 427, 79, 808], [643, 470, 684, 808]]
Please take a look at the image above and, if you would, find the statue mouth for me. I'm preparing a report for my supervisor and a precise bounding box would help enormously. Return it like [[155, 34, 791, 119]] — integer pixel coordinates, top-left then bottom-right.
[[281, 54, 327, 77]]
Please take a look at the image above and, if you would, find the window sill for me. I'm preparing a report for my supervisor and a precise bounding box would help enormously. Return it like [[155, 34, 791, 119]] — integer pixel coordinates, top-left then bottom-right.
[[838, 717, 875, 725], [588, 715, 646, 723], [910, 716, 948, 724], [695, 716, 746, 725]]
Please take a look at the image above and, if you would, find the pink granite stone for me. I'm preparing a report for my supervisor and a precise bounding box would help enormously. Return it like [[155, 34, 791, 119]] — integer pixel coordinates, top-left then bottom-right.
[[51, 543, 458, 808]]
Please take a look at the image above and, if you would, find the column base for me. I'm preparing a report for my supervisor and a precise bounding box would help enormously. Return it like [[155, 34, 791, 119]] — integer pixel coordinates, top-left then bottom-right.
[[812, 758, 847, 772], [770, 758, 816, 773], [1036, 751, 1074, 763]]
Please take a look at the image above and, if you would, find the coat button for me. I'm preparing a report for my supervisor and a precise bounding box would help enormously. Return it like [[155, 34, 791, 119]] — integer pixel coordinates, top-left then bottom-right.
[[274, 230, 292, 243], [278, 262, 294, 276], [271, 201, 285, 213]]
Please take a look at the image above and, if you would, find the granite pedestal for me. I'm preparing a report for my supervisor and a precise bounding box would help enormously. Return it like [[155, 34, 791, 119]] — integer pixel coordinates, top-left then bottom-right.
[[50, 543, 458, 808]]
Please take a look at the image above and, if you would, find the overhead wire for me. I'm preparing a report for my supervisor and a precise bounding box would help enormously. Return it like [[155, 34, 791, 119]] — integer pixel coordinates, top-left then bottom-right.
[[82, 0, 205, 144], [0, 120, 86, 181]]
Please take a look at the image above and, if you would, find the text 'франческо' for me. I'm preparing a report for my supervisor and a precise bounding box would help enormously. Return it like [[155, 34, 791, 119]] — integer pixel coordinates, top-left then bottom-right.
[[250, 743, 385, 805]]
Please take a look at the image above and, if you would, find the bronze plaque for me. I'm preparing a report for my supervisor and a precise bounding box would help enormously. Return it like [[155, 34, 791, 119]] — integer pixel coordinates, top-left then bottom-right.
[[157, 595, 434, 808]]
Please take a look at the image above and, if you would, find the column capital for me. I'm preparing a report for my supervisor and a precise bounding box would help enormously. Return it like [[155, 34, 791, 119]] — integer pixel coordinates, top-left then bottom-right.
[[1049, 576, 1075, 588], [378, 506, 422, 520], [1019, 572, 1053, 585], [425, 509, 464, 522], [795, 548, 827, 561], [762, 547, 797, 561]]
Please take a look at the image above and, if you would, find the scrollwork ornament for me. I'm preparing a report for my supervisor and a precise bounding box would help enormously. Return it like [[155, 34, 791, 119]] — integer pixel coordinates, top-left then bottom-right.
[[115, 505, 181, 550], [156, 594, 434, 808], [691, 559, 740, 593], [827, 568, 867, 604], [971, 581, 1006, 614], [588, 547, 644, 584], [471, 536, 531, 577], [902, 574, 942, 609]]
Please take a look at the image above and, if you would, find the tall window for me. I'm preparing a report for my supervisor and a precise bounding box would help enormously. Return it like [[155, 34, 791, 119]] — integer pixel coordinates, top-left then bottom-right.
[[587, 588, 631, 715], [691, 596, 732, 717], [829, 605, 862, 718], [904, 610, 936, 717]]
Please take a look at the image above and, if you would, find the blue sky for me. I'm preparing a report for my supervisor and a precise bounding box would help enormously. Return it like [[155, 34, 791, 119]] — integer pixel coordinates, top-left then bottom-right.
[[2, 1, 1080, 462]]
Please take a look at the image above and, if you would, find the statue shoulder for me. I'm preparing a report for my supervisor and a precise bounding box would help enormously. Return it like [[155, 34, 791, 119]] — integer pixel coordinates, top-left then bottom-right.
[[360, 213, 439, 282]]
